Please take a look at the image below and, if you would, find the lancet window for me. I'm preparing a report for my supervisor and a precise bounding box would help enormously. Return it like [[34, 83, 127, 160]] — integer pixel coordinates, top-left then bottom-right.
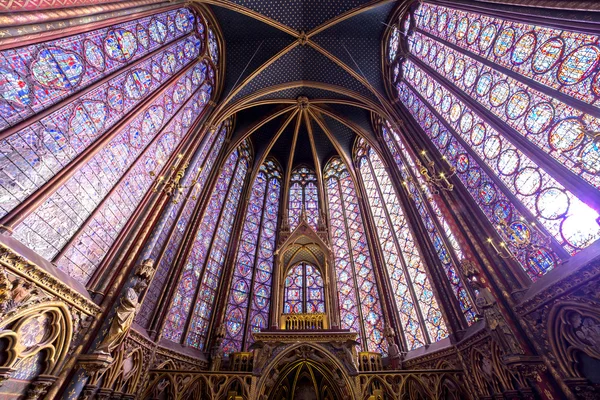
[[288, 166, 320, 231], [386, 1, 600, 280], [221, 159, 282, 354], [355, 138, 448, 351], [283, 262, 326, 314], [324, 157, 386, 353]]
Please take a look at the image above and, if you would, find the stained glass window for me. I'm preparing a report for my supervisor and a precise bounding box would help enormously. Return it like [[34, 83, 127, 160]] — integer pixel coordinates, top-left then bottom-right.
[[389, 1, 600, 279], [136, 122, 227, 329], [283, 262, 325, 314], [221, 160, 281, 354], [324, 157, 386, 353], [355, 139, 448, 350], [381, 123, 476, 325], [163, 141, 251, 350], [3, 7, 218, 288], [288, 166, 320, 231]]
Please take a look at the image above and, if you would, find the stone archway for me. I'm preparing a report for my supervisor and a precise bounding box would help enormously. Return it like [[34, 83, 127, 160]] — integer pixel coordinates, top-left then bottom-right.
[[254, 343, 356, 400]]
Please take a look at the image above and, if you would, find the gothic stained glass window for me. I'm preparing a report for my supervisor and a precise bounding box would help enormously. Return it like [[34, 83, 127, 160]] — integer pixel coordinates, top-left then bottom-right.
[[324, 157, 386, 353], [135, 122, 227, 329], [283, 262, 325, 314], [163, 142, 251, 350], [356, 138, 448, 350], [222, 160, 281, 354], [387, 1, 600, 280], [381, 123, 476, 325], [1, 6, 218, 288], [288, 166, 320, 231]]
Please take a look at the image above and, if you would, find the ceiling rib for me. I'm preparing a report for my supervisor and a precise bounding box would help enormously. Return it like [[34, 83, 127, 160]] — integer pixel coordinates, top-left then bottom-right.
[[307, 0, 395, 37]]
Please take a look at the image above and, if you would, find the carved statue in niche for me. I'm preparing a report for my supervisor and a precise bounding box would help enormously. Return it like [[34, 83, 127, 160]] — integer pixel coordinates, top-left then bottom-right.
[[476, 288, 524, 357], [210, 324, 226, 371], [384, 326, 402, 369], [95, 260, 154, 355], [568, 312, 600, 352]]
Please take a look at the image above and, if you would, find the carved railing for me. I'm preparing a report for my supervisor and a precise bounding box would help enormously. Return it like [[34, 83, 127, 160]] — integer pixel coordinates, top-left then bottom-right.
[[230, 352, 253, 372], [281, 313, 327, 330], [358, 351, 383, 372]]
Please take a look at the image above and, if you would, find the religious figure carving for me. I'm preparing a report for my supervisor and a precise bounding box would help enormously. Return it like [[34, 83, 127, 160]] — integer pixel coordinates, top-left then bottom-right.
[[384, 326, 402, 369], [476, 288, 524, 356], [95, 280, 147, 355]]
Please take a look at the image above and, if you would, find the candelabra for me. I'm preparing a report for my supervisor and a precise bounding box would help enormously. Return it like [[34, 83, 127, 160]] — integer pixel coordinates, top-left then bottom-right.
[[150, 154, 200, 204], [417, 150, 456, 193]]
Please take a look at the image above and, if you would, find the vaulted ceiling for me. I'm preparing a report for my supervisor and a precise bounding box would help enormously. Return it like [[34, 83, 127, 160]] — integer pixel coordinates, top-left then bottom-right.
[[195, 0, 400, 173]]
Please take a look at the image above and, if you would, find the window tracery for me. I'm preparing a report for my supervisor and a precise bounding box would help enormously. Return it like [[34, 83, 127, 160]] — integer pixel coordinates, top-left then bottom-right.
[[163, 141, 251, 350], [283, 262, 325, 315], [288, 166, 320, 231], [387, 1, 600, 279], [355, 139, 448, 350], [324, 157, 386, 353], [221, 160, 281, 354]]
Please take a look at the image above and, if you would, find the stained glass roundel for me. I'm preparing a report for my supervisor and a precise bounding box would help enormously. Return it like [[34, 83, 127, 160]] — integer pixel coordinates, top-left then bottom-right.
[[31, 47, 84, 89], [104, 29, 137, 61], [494, 28, 515, 57], [124, 69, 152, 99], [511, 32, 536, 65], [557, 45, 600, 85], [84, 40, 105, 71], [524, 102, 554, 134], [532, 38, 564, 74], [548, 118, 585, 152], [149, 18, 168, 43]]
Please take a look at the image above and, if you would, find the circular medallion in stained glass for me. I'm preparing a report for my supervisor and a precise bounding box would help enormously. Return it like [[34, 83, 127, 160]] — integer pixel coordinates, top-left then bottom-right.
[[464, 64, 478, 87], [492, 200, 511, 223], [84, 40, 104, 71], [149, 18, 168, 43], [514, 167, 542, 196], [537, 187, 569, 219], [490, 80, 510, 107], [430, 121, 441, 137], [532, 38, 564, 74], [476, 73, 493, 97], [435, 48, 445, 69], [456, 153, 470, 173], [428, 43, 438, 63], [388, 26, 399, 62], [141, 106, 164, 135], [506, 90, 530, 120], [454, 58, 466, 80], [460, 112, 473, 132], [449, 102, 462, 122], [161, 52, 177, 74], [527, 247, 555, 276], [478, 182, 496, 204], [471, 123, 486, 145], [31, 47, 84, 89], [393, 63, 400, 82], [524, 102, 554, 134], [441, 95, 452, 113], [227, 309, 243, 334], [548, 118, 584, 152], [497, 149, 520, 176], [433, 87, 443, 105], [437, 129, 450, 148], [466, 20, 482, 45], [124, 69, 152, 99], [414, 69, 422, 86], [128, 128, 143, 149], [181, 107, 193, 128], [578, 141, 600, 174], [176, 9, 194, 32], [511, 32, 536, 65], [560, 212, 600, 249], [483, 135, 502, 159], [444, 53, 455, 75], [173, 82, 187, 104], [456, 17, 469, 41], [164, 95, 173, 113], [557, 45, 600, 85], [592, 72, 600, 97], [493, 28, 515, 57], [0, 68, 31, 107], [508, 221, 531, 246], [438, 12, 448, 32], [429, 12, 438, 30], [107, 86, 123, 111], [447, 14, 458, 35], [479, 24, 497, 51], [137, 24, 149, 49], [104, 29, 137, 62]]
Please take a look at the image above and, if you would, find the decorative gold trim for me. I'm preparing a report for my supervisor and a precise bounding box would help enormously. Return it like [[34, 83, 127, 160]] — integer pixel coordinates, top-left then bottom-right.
[[0, 244, 100, 316]]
